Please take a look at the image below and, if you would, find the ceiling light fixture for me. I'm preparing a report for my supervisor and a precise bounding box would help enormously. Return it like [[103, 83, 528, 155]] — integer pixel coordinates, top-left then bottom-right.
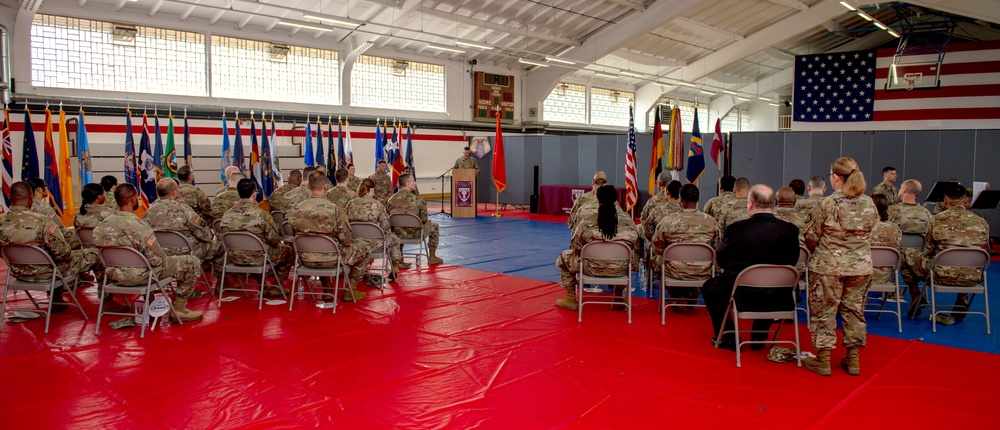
[[769, 102, 781, 107], [455, 41, 492, 50], [887, 30, 900, 38], [721, 89, 738, 95], [757, 96, 772, 102], [545, 56, 575, 65], [518, 58, 549, 67], [737, 96, 750, 101], [839, 1, 856, 11], [675, 81, 697, 87], [873, 22, 887, 30], [428, 45, 465, 53], [594, 72, 617, 79], [302, 14, 358, 28], [699, 90, 716, 95], [857, 11, 873, 21], [278, 22, 330, 32], [620, 71, 644, 78]]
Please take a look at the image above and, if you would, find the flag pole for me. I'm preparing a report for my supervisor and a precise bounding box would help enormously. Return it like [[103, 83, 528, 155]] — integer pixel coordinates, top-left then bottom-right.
[[492, 106, 503, 217]]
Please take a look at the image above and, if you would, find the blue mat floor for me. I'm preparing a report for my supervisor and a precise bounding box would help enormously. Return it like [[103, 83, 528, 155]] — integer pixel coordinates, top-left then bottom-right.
[[432, 213, 1000, 355]]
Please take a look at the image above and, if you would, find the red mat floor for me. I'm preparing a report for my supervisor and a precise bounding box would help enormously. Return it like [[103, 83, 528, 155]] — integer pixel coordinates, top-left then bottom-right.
[[1, 265, 997, 429]]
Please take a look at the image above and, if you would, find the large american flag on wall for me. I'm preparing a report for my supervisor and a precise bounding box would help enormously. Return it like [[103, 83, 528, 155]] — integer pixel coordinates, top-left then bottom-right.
[[794, 40, 1000, 122]]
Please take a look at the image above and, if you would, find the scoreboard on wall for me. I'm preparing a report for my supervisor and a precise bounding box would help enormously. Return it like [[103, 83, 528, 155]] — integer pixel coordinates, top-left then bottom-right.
[[473, 71, 515, 124]]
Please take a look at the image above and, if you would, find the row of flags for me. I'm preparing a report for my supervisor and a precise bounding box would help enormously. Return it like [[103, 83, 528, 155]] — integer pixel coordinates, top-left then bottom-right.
[[220, 112, 282, 204], [368, 119, 415, 189], [624, 105, 726, 212]]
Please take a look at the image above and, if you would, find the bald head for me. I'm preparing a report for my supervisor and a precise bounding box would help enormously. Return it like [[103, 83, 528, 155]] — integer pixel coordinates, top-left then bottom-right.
[[225, 166, 244, 188], [156, 178, 178, 198], [748, 184, 776, 213], [900, 179, 922, 202], [9, 182, 32, 207]]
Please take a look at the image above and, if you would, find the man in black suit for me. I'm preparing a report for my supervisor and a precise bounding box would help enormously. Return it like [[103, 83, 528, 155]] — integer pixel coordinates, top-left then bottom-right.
[[703, 184, 801, 351]]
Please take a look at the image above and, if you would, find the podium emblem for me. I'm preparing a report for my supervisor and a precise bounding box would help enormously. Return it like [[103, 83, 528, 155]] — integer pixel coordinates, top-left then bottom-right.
[[456, 181, 473, 207]]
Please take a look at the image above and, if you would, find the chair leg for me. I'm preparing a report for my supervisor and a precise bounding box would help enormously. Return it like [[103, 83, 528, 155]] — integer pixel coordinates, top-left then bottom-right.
[[983, 285, 991, 335], [43, 278, 56, 334], [930, 282, 937, 332], [289, 268, 298, 312], [793, 314, 802, 368], [139, 290, 152, 339], [64, 278, 89, 321], [627, 280, 632, 324], [733, 311, 742, 368], [895, 283, 903, 333]]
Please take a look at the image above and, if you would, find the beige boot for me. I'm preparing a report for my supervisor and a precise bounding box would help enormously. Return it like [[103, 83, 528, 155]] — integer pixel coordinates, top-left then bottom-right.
[[427, 247, 444, 265], [342, 280, 367, 302], [555, 286, 579, 311], [841, 347, 860, 376], [171, 297, 203, 322], [804, 349, 832, 376]]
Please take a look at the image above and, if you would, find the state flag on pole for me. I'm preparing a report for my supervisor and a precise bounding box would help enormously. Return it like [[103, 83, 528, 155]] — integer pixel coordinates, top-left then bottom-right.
[[492, 112, 507, 194], [327, 120, 336, 184], [304, 120, 315, 167], [43, 108, 64, 218], [220, 115, 232, 183], [250, 116, 263, 202], [404, 123, 415, 178], [315, 119, 325, 173], [163, 115, 177, 178], [233, 116, 245, 173], [58, 108, 76, 226], [153, 115, 164, 178], [124, 110, 140, 191], [78, 109, 93, 185], [260, 114, 274, 198], [269, 116, 282, 187], [685, 108, 705, 184], [648, 105, 665, 196], [2, 109, 13, 211], [337, 119, 346, 170], [390, 122, 404, 186], [138, 113, 156, 206], [343, 120, 354, 167], [710, 118, 724, 169], [374, 119, 384, 169], [183, 115, 194, 184], [21, 108, 40, 181]]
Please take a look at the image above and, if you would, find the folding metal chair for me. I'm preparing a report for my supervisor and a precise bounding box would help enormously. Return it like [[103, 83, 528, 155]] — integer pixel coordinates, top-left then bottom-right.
[[1, 245, 89, 334], [290, 234, 352, 313], [928, 247, 991, 334], [714, 264, 801, 368], [389, 213, 428, 270], [866, 246, 903, 332], [96, 246, 182, 338], [577, 240, 634, 323], [350, 222, 390, 290], [795, 245, 811, 323], [218, 232, 287, 310], [153, 230, 215, 296], [270, 211, 285, 227], [900, 233, 925, 249], [281, 221, 294, 243], [211, 219, 223, 236], [658, 243, 715, 325], [76, 227, 96, 248]]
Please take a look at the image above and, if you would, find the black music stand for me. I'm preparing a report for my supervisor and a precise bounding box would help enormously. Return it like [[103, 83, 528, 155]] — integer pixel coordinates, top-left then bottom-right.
[[971, 190, 1000, 210], [923, 181, 952, 204]]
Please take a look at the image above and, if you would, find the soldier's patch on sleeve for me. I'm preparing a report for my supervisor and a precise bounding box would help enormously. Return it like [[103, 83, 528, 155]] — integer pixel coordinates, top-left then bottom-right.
[[47, 212, 56, 219], [49, 223, 58, 234], [193, 215, 201, 225], [146, 233, 157, 246]]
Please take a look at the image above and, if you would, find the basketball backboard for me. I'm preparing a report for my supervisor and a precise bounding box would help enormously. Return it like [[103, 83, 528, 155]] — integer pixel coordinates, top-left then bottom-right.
[[885, 62, 941, 91]]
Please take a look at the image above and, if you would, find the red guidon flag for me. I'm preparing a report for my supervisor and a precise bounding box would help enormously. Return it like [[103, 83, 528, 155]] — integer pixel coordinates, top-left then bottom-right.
[[492, 111, 506, 193]]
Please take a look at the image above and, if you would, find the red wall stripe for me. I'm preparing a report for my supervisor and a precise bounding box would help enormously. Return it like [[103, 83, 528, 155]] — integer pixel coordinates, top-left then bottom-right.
[[874, 83, 1000, 100], [873, 107, 1000, 121]]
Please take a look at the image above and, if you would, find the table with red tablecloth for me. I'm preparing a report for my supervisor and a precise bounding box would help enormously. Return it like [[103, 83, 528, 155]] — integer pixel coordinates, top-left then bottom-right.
[[537, 184, 629, 216]]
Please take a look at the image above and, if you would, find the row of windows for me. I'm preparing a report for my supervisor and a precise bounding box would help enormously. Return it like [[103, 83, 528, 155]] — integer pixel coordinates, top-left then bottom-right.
[[543, 83, 635, 127], [29, 15, 446, 112]]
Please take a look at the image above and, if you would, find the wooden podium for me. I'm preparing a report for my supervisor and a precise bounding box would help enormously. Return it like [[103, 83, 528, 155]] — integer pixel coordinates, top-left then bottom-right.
[[452, 168, 477, 218]]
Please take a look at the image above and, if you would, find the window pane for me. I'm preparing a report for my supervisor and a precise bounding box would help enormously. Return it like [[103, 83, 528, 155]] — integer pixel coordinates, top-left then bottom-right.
[[350, 55, 444, 112], [677, 100, 710, 133], [211, 36, 340, 105], [590, 87, 634, 127], [542, 82, 586, 124]]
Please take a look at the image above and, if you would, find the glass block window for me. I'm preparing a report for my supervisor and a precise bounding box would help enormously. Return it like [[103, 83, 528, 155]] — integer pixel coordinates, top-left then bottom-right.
[[351, 55, 444, 112], [30, 15, 206, 96], [590, 87, 634, 127], [740, 108, 751, 131], [212, 36, 340, 105], [721, 109, 739, 133], [543, 82, 586, 124], [677, 100, 710, 133]]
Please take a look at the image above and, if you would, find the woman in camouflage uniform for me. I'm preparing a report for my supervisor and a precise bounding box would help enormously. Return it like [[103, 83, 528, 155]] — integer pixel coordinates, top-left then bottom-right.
[[74, 183, 116, 230], [346, 179, 407, 280], [803, 157, 877, 376]]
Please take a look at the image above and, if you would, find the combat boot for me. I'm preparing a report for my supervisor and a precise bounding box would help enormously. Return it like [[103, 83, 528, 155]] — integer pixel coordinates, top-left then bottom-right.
[[555, 286, 578, 311], [427, 248, 444, 265], [49, 287, 69, 314], [841, 347, 860, 376], [171, 297, 203, 322], [343, 280, 366, 302], [388, 262, 400, 282], [804, 349, 832, 376]]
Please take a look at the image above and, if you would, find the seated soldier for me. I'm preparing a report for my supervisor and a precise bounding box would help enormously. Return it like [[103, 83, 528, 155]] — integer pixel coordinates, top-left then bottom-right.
[[326, 167, 358, 211], [282, 166, 318, 211], [651, 184, 721, 312], [568, 171, 607, 230], [796, 175, 827, 223], [286, 171, 373, 301], [773, 186, 807, 245], [0, 182, 102, 313], [387, 173, 443, 265], [923, 183, 990, 325], [717, 177, 751, 230], [210, 166, 245, 220], [642, 179, 682, 241], [75, 183, 115, 230], [220, 178, 294, 296], [869, 194, 902, 288], [100, 175, 118, 213], [554, 185, 640, 311], [93, 184, 203, 321], [268, 169, 302, 213], [703, 174, 736, 222], [25, 177, 82, 250], [176, 165, 212, 225], [888, 179, 933, 314], [347, 178, 408, 279], [143, 178, 225, 292]]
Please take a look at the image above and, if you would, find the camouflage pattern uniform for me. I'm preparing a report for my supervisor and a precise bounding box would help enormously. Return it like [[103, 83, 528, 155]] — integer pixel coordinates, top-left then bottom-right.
[[0, 206, 100, 282], [102, 191, 118, 213], [268, 182, 298, 213], [888, 202, 932, 289], [369, 171, 393, 204], [923, 206, 989, 286], [804, 191, 877, 350], [210, 189, 241, 220], [93, 211, 201, 298], [774, 206, 807, 245], [651, 208, 721, 301], [869, 220, 902, 284], [796, 194, 824, 225], [286, 195, 374, 287], [567, 192, 596, 230], [641, 197, 680, 241], [556, 210, 639, 289], [718, 197, 749, 231], [453, 155, 480, 170], [326, 186, 358, 212], [386, 188, 440, 254], [74, 203, 115, 230], [178, 183, 212, 224], [346, 176, 363, 195], [871, 181, 900, 205], [346, 195, 403, 265], [281, 186, 311, 213], [142, 198, 224, 280], [31, 198, 82, 249], [703, 191, 735, 223], [220, 199, 294, 281]]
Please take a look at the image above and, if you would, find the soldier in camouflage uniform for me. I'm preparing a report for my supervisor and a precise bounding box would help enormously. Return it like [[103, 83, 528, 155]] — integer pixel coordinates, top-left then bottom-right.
[[568, 171, 606, 230], [923, 183, 989, 325], [887, 179, 932, 311], [346, 164, 363, 196], [326, 168, 358, 211], [453, 146, 481, 173], [716, 177, 750, 231], [641, 177, 682, 241], [555, 185, 639, 311], [287, 172, 374, 301], [0, 182, 102, 313], [74, 183, 115, 230], [651, 184, 721, 309], [803, 157, 877, 377], [774, 186, 807, 245], [210, 167, 245, 220], [93, 184, 203, 321], [177, 165, 213, 225], [268, 170, 302, 213], [220, 179, 295, 292], [703, 175, 736, 222], [369, 160, 393, 204], [871, 166, 900, 205], [387, 174, 443, 265], [869, 194, 902, 285], [100, 175, 119, 213], [796, 175, 827, 224], [25, 177, 82, 250], [282, 166, 318, 213], [348, 178, 407, 276], [143, 179, 225, 288]]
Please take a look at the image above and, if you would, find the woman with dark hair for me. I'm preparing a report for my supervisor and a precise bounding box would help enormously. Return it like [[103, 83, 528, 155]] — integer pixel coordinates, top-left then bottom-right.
[[554, 185, 639, 311], [74, 183, 114, 230], [869, 194, 902, 287], [346, 178, 407, 280]]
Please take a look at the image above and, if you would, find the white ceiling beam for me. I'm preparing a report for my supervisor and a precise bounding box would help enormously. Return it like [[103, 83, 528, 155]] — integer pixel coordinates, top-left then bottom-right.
[[767, 0, 810, 11], [903, 0, 1000, 25], [606, 49, 687, 67], [419, 5, 581, 47], [180, 5, 196, 21], [148, 0, 165, 17], [605, 0, 647, 12], [762, 47, 795, 62], [264, 18, 279, 32], [115, 0, 129, 12], [78, 0, 88, 7], [672, 17, 745, 41], [209, 10, 225, 25]]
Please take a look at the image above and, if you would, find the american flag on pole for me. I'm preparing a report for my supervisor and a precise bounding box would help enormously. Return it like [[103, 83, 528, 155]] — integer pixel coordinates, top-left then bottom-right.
[[624, 104, 638, 212]]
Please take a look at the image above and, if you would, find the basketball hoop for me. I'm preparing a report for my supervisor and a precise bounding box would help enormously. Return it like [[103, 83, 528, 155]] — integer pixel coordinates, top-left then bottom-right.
[[903, 72, 922, 91]]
